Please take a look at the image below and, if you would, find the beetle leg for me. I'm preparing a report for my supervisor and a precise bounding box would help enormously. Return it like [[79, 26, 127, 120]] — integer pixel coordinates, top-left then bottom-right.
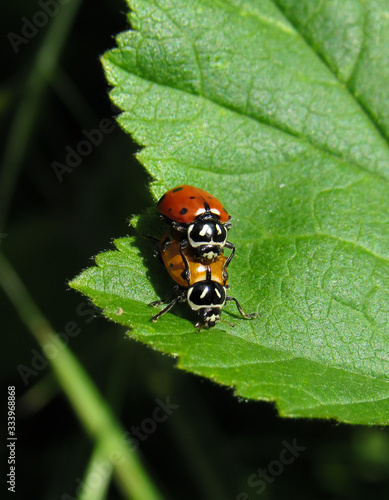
[[148, 299, 165, 307], [148, 285, 180, 308], [149, 296, 181, 322], [142, 234, 163, 259], [143, 234, 160, 243], [171, 221, 187, 233], [151, 234, 172, 259], [223, 241, 235, 273], [179, 241, 191, 285], [226, 296, 260, 319], [149, 287, 185, 322], [224, 219, 233, 230]]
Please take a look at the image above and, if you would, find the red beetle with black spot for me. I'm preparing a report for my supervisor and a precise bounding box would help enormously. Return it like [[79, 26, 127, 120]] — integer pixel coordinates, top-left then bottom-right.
[[157, 185, 235, 270], [158, 185, 230, 224]]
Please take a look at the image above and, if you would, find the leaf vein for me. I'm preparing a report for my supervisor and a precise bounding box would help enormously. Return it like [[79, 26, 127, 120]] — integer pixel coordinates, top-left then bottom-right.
[[272, 0, 389, 150]]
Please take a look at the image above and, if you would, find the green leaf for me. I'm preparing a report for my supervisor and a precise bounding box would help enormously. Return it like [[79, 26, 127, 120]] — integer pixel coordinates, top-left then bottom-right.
[[70, 0, 389, 425]]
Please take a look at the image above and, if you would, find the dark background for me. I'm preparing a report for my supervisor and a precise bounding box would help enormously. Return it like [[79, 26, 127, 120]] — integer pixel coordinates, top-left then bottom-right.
[[1, 1, 388, 499]]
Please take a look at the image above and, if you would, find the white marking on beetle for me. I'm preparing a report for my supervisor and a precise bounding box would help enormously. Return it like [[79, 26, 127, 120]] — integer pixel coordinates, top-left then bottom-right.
[[187, 292, 204, 310], [199, 224, 210, 237], [207, 314, 218, 323], [200, 288, 208, 299], [204, 251, 218, 260]]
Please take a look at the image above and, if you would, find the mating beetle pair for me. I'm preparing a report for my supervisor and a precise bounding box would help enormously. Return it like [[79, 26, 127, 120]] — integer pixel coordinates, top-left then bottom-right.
[[148, 185, 259, 329]]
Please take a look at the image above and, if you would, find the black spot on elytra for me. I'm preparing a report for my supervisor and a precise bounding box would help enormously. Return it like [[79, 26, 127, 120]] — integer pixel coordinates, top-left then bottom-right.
[[173, 187, 184, 192], [170, 263, 174, 268], [190, 196, 196, 199], [158, 193, 166, 204], [203, 201, 210, 211], [180, 207, 188, 215]]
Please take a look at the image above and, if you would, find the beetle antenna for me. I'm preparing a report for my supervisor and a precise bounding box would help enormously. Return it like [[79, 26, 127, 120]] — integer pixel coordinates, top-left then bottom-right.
[[219, 318, 235, 327]]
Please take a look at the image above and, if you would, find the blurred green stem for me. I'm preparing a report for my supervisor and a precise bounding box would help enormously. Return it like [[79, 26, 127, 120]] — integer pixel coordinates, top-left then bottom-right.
[[0, 0, 82, 231], [0, 250, 164, 500], [78, 443, 113, 500], [78, 337, 133, 500]]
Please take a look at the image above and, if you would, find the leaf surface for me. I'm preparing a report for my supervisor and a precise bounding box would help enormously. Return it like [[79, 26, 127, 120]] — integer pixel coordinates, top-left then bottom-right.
[[70, 0, 389, 424]]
